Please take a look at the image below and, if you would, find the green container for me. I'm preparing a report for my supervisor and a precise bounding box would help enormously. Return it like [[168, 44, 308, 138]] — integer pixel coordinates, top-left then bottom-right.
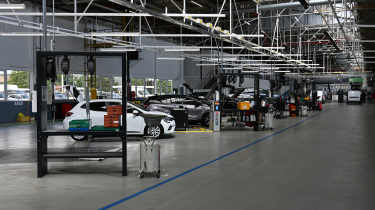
[[69, 119, 90, 129], [91, 126, 119, 132], [349, 77, 363, 84]]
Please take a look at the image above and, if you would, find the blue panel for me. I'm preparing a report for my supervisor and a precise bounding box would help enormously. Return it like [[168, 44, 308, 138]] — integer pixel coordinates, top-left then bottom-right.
[[0, 101, 32, 123]]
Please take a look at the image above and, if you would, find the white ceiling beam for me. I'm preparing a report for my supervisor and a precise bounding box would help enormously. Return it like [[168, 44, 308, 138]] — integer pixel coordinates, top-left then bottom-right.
[[0, 12, 226, 17]]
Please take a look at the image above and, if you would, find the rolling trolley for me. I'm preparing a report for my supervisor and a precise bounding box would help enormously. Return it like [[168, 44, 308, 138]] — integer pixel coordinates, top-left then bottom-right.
[[139, 115, 164, 178]]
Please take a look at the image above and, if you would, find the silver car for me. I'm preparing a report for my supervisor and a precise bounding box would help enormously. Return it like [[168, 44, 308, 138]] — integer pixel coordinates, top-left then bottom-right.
[[144, 95, 211, 127]]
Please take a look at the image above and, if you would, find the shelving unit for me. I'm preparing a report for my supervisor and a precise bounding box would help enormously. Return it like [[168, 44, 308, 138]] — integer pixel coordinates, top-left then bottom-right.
[[36, 51, 137, 177]]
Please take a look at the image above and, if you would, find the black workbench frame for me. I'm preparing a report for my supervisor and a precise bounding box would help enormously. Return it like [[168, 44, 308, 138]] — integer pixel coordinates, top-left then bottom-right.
[[36, 51, 132, 177]]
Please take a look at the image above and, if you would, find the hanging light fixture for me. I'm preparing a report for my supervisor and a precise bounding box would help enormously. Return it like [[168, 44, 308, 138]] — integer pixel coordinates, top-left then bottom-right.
[[46, 56, 56, 82], [87, 56, 95, 75], [61, 56, 70, 75]]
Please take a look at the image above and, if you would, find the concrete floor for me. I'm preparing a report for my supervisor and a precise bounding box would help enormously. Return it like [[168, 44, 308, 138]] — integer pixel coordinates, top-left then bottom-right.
[[0, 103, 374, 210]]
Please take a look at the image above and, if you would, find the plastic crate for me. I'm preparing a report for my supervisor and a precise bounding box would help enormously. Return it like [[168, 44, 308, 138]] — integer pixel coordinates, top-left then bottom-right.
[[69, 119, 90, 129], [91, 126, 120, 132], [69, 127, 89, 132]]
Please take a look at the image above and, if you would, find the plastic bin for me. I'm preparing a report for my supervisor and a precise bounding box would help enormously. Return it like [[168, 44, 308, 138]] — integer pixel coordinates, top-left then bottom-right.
[[69, 119, 90, 131], [237, 101, 251, 111]]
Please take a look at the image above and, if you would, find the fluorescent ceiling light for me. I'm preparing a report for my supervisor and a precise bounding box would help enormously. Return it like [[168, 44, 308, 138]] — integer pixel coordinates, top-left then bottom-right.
[[277, 67, 324, 69], [208, 58, 238, 61], [165, 48, 200, 52], [220, 34, 264, 38], [219, 60, 312, 62], [256, 67, 280, 70], [99, 48, 137, 52], [242, 64, 297, 66], [0, 3, 25, 10], [157, 57, 185, 61], [143, 46, 245, 50], [253, 47, 285, 50], [222, 67, 242, 70], [288, 59, 313, 62], [190, 0, 203, 8], [89, 32, 140, 37], [276, 54, 302, 57], [0, 32, 43, 36], [275, 70, 291, 73], [196, 63, 221, 66], [242, 70, 260, 73], [0, 12, 225, 17], [357, 25, 375, 28]]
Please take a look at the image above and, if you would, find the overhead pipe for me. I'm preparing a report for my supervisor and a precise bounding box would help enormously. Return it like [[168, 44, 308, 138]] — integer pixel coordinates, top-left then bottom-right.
[[258, 0, 343, 11]]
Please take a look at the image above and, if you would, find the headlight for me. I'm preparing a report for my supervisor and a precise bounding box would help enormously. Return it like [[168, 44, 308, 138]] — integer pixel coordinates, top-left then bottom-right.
[[162, 117, 174, 123]]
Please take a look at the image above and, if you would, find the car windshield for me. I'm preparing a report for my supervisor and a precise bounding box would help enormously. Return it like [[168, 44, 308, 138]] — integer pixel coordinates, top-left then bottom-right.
[[130, 102, 145, 111]]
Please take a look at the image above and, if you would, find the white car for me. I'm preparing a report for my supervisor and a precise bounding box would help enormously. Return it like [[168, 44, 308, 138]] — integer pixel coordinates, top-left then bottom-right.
[[347, 90, 361, 104], [63, 99, 176, 141]]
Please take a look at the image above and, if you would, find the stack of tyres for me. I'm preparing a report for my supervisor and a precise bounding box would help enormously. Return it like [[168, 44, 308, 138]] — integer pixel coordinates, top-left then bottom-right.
[[139, 137, 160, 178]]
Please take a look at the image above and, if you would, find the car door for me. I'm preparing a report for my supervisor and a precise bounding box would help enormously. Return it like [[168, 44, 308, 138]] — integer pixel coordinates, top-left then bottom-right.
[[182, 99, 203, 121], [126, 105, 145, 134], [87, 101, 107, 127]]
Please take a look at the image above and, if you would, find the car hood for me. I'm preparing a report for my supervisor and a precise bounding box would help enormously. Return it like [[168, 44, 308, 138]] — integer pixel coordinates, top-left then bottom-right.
[[142, 110, 173, 119]]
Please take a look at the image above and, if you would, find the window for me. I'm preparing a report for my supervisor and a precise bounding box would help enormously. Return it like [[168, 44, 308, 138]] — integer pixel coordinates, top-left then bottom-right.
[[106, 102, 121, 106], [183, 100, 201, 106], [81, 101, 122, 112], [6, 70, 31, 101], [81, 102, 106, 112]]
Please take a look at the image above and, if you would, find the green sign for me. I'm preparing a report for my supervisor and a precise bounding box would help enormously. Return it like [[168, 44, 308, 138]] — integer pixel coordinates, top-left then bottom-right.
[[349, 77, 363, 84]]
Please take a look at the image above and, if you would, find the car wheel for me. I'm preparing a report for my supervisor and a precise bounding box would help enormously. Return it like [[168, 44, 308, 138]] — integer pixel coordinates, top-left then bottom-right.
[[201, 113, 210, 127], [145, 125, 163, 139], [71, 135, 88, 141]]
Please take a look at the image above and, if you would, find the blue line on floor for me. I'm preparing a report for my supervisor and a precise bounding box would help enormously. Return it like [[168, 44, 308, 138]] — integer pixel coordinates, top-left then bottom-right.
[[99, 111, 323, 210]]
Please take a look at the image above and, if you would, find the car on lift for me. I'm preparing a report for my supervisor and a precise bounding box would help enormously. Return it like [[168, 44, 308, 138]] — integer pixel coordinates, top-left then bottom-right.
[[63, 99, 176, 141], [143, 95, 211, 127]]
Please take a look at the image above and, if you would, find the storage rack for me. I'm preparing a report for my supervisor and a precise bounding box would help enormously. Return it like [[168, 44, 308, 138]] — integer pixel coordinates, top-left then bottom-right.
[[36, 51, 137, 177]]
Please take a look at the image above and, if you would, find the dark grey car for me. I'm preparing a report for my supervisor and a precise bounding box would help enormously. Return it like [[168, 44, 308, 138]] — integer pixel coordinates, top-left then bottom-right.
[[144, 95, 211, 127]]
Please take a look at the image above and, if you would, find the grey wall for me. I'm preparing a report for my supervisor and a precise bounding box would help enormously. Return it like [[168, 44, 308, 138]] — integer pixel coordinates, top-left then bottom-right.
[[0, 24, 34, 70], [234, 78, 271, 90]]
